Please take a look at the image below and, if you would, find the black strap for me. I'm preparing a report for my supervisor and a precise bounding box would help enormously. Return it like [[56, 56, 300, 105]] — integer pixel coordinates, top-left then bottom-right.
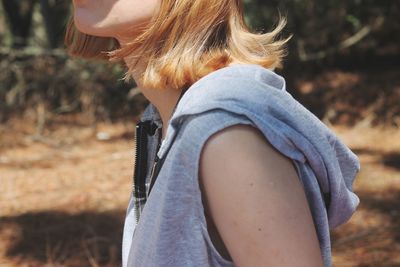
[[148, 89, 187, 195]]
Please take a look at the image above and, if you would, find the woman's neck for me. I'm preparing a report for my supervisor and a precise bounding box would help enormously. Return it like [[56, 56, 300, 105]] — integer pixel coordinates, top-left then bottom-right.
[[122, 57, 183, 140], [141, 86, 183, 141]]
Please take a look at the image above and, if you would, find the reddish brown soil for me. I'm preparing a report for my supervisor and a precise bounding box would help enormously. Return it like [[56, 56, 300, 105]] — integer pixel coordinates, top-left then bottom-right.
[[0, 115, 135, 267]]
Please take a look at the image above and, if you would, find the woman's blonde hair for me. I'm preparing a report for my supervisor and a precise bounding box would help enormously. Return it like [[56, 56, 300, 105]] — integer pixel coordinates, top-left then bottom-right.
[[65, 0, 291, 90]]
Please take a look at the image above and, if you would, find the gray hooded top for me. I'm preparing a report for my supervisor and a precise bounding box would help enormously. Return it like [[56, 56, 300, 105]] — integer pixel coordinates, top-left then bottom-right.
[[122, 64, 361, 267]]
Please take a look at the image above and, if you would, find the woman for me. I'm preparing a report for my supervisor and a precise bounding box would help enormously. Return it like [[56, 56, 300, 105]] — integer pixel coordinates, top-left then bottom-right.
[[66, 0, 360, 266]]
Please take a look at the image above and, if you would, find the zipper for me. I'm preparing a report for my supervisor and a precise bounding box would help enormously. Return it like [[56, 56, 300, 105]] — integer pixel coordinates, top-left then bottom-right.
[[133, 120, 158, 224], [132, 88, 186, 225]]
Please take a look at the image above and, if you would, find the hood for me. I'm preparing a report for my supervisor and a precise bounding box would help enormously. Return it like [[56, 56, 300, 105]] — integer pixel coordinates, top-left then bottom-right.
[[152, 63, 360, 229]]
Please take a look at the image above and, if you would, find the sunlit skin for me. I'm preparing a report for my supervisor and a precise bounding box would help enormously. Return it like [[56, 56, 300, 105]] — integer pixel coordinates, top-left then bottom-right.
[[200, 124, 324, 266], [72, 0, 159, 40], [71, 1, 324, 266], [72, 0, 179, 140]]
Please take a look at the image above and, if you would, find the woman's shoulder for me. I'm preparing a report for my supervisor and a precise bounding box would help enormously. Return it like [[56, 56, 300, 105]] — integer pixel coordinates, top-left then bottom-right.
[[172, 109, 255, 152], [169, 65, 292, 135], [178, 64, 288, 108]]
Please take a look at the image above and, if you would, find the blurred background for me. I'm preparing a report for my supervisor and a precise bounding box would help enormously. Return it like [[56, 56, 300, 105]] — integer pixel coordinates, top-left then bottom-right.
[[0, 0, 399, 266]]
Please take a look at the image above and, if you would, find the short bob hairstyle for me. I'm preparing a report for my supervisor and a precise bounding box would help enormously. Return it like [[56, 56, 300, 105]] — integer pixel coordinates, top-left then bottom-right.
[[65, 0, 291, 91]]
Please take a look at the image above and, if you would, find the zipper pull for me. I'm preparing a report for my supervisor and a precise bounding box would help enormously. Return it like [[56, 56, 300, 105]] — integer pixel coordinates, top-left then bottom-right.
[[148, 128, 163, 195], [148, 155, 159, 193]]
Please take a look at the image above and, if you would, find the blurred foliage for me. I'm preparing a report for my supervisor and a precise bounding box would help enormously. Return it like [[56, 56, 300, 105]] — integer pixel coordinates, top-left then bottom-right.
[[0, 0, 399, 126], [1, 0, 70, 48], [0, 1, 145, 127], [243, 0, 399, 62]]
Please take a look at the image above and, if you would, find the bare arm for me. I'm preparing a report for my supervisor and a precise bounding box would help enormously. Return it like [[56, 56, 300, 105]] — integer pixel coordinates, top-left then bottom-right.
[[199, 124, 324, 267]]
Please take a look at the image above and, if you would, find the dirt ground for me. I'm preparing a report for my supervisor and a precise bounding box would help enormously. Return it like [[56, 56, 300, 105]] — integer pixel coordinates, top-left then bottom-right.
[[1, 110, 400, 266]]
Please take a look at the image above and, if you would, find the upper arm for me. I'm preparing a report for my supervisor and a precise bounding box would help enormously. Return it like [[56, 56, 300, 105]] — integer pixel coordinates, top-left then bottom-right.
[[199, 124, 324, 267]]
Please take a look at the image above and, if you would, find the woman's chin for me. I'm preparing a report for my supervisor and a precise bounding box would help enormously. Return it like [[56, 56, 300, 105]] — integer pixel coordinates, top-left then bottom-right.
[[72, 0, 88, 8], [73, 17, 90, 34], [73, 17, 107, 37]]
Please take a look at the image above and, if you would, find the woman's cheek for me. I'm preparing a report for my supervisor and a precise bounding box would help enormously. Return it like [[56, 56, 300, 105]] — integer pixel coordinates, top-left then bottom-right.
[[72, 0, 88, 8]]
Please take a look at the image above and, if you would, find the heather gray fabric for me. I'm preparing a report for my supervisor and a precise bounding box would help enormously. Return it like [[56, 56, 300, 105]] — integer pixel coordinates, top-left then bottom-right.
[[122, 64, 361, 267]]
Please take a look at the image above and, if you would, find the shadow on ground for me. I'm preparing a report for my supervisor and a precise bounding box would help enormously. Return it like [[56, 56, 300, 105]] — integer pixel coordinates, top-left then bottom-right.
[[381, 152, 400, 171], [332, 188, 400, 266], [0, 211, 125, 267], [352, 147, 400, 170]]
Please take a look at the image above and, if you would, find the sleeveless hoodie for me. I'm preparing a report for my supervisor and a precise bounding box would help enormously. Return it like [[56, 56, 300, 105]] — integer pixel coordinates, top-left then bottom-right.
[[122, 64, 361, 267]]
